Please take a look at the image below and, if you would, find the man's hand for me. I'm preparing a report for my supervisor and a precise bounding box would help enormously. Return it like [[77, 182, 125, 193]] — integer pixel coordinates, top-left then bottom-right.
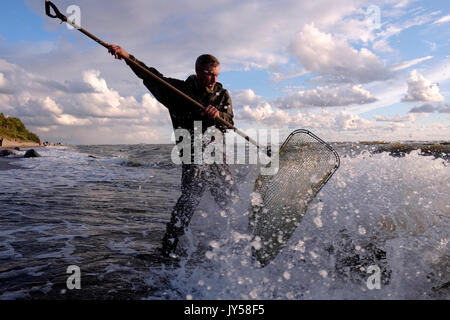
[[106, 43, 129, 60], [202, 105, 219, 119]]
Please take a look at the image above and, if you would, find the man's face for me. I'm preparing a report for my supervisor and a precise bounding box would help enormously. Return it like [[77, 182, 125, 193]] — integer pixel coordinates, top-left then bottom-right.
[[196, 64, 220, 90]]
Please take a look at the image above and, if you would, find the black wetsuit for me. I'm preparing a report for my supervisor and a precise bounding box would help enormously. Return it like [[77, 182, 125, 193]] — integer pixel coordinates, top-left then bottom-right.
[[126, 56, 239, 255]]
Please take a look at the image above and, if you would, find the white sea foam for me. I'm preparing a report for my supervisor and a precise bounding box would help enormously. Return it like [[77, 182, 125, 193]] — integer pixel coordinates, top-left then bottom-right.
[[155, 150, 449, 300], [0, 145, 448, 299]]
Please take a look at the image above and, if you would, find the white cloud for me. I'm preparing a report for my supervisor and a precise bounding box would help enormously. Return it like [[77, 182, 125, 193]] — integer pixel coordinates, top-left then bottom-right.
[[0, 59, 171, 143], [402, 70, 444, 102], [271, 68, 309, 83], [41, 96, 63, 115], [409, 103, 450, 113], [0, 72, 5, 87], [238, 103, 277, 122], [54, 114, 91, 126], [334, 111, 376, 131], [0, 72, 14, 95], [325, 15, 376, 44], [289, 23, 391, 84], [371, 10, 438, 53], [433, 14, 450, 24], [83, 70, 109, 93], [390, 56, 433, 71], [393, 0, 416, 8], [299, 110, 336, 130], [27, 0, 367, 76], [75, 70, 141, 118], [2, 0, 447, 143], [236, 102, 377, 132], [51, 70, 169, 122], [372, 39, 394, 53], [0, 58, 95, 95], [142, 93, 166, 116], [374, 113, 417, 122], [279, 84, 377, 108], [231, 89, 262, 107], [409, 103, 436, 113]]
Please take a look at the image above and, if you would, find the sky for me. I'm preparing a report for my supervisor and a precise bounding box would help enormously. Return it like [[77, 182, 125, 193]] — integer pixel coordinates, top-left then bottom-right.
[[0, 0, 449, 144]]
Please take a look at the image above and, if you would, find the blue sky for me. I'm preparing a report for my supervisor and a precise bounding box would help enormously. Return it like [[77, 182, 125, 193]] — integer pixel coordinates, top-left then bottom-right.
[[0, 0, 449, 144], [0, 1, 60, 43]]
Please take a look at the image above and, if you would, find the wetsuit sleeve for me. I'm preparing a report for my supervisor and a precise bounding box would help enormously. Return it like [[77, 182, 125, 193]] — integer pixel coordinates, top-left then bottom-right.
[[126, 55, 184, 108], [125, 54, 158, 80]]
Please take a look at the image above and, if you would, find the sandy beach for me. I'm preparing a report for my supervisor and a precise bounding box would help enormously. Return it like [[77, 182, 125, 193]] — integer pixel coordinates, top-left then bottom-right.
[[0, 137, 40, 149]]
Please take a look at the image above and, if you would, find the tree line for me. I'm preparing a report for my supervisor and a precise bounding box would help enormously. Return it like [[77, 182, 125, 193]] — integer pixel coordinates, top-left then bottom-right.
[[0, 113, 40, 143]]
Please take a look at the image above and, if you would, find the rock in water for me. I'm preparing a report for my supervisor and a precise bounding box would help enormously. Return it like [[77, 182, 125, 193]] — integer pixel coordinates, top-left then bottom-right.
[[0, 149, 19, 157], [24, 149, 41, 158]]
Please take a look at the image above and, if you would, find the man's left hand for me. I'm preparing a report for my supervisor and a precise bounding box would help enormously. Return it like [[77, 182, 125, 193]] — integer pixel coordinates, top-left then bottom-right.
[[202, 105, 219, 119]]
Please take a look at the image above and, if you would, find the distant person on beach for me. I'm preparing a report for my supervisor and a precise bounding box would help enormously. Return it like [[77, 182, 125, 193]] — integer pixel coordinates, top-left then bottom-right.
[[107, 44, 239, 257]]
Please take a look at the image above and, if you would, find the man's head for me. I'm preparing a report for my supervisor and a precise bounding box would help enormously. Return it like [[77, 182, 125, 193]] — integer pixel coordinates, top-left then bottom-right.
[[195, 54, 220, 91]]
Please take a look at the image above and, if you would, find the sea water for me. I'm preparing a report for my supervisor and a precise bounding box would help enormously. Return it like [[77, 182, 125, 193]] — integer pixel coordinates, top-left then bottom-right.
[[0, 143, 448, 299]]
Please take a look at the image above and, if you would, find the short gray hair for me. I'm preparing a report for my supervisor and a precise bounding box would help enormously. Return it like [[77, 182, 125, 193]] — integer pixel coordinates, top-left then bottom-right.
[[195, 54, 220, 69]]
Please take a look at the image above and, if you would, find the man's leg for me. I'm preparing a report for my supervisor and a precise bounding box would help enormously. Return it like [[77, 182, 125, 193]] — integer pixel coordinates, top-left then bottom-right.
[[208, 164, 239, 213], [161, 164, 206, 256]]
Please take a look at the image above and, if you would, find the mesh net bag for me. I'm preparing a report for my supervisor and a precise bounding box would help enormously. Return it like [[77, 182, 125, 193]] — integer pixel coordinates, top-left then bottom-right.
[[248, 129, 340, 267]]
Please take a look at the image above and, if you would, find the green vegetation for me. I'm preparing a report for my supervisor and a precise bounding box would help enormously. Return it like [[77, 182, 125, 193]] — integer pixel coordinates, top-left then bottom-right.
[[359, 142, 450, 161], [375, 143, 450, 154], [359, 141, 389, 145], [0, 113, 40, 143]]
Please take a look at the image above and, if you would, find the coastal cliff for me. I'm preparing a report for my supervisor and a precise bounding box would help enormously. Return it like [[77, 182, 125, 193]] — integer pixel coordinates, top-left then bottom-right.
[[0, 113, 40, 148]]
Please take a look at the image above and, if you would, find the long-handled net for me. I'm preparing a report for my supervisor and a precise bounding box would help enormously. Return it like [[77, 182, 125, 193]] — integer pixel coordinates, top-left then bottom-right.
[[248, 129, 340, 267]]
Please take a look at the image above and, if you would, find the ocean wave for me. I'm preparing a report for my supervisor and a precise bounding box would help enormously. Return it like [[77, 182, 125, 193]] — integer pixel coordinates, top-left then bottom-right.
[[0, 143, 448, 299]]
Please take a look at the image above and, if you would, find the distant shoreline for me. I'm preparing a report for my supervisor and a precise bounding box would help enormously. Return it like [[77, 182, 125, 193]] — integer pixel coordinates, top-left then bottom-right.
[[0, 137, 44, 171], [0, 137, 40, 149]]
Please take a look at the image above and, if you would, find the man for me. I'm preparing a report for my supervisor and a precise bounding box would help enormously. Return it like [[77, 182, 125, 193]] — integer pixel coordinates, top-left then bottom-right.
[[107, 44, 239, 257]]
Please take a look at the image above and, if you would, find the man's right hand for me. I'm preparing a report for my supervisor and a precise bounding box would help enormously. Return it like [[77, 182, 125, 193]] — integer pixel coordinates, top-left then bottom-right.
[[107, 43, 129, 60]]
